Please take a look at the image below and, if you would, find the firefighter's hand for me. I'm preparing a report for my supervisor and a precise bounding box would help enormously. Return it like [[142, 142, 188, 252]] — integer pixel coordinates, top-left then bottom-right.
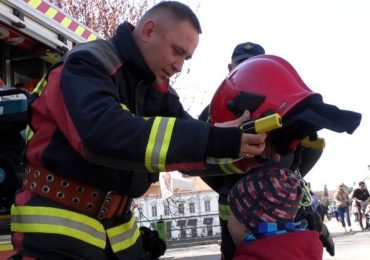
[[140, 226, 167, 259], [259, 141, 281, 162], [215, 111, 266, 158], [239, 132, 266, 158]]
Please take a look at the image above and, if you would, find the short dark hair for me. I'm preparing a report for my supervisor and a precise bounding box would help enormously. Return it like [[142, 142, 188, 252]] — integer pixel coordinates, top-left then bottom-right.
[[359, 181, 365, 186], [142, 1, 202, 33]]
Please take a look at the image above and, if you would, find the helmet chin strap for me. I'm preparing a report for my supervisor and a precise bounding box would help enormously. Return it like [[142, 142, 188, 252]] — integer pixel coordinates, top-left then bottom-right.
[[206, 156, 244, 165], [290, 146, 314, 207]]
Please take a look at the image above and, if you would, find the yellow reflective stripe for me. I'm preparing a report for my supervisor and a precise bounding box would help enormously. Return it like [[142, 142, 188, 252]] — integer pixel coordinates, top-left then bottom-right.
[[219, 162, 243, 174], [61, 17, 72, 28], [11, 206, 106, 249], [0, 233, 13, 252], [145, 117, 175, 172], [119, 104, 148, 120], [228, 162, 243, 173], [28, 0, 42, 8], [33, 77, 47, 96], [45, 7, 58, 18], [120, 103, 129, 111], [75, 25, 85, 36], [107, 216, 140, 252], [146, 118, 161, 172], [0, 243, 13, 252], [219, 164, 232, 174], [87, 34, 98, 41], [11, 222, 106, 248], [219, 204, 230, 221], [25, 125, 34, 143]]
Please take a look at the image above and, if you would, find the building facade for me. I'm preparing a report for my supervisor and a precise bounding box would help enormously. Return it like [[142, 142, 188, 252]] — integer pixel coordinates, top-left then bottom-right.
[[132, 176, 221, 241]]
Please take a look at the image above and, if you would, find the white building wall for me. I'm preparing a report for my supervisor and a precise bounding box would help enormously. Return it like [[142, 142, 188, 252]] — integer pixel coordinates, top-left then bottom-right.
[[133, 190, 220, 240]]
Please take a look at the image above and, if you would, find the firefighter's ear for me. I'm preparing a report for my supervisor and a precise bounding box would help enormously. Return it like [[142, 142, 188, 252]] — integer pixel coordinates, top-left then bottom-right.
[[141, 20, 156, 42]]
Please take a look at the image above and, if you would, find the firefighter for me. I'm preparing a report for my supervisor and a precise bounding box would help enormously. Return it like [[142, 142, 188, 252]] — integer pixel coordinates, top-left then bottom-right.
[[10, 2, 271, 260]]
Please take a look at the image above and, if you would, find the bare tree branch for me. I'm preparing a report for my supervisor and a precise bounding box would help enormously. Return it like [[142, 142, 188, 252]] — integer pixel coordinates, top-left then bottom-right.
[[50, 0, 155, 39]]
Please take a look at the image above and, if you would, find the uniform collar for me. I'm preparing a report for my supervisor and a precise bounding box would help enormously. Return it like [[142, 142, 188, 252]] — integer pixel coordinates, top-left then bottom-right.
[[111, 22, 156, 83]]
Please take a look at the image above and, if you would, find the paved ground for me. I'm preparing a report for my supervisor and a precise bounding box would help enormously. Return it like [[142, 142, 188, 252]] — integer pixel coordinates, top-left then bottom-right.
[[161, 218, 370, 260], [1, 218, 366, 259]]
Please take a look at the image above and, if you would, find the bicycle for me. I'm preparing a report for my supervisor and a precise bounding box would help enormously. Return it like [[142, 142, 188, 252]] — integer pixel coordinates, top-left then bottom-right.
[[358, 200, 370, 231]]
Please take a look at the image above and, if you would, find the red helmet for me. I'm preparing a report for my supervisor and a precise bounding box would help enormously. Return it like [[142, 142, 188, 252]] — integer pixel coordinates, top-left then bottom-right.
[[209, 55, 324, 155], [210, 55, 320, 124]]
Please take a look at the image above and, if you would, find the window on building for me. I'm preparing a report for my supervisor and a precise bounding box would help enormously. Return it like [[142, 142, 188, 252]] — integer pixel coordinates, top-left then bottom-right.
[[191, 227, 197, 237], [178, 203, 184, 214], [203, 217, 213, 226], [166, 221, 172, 240], [203, 217, 213, 237], [177, 220, 186, 238], [151, 205, 157, 217], [204, 200, 211, 212], [164, 203, 170, 216], [180, 226, 186, 238], [207, 226, 213, 236], [189, 202, 195, 213]]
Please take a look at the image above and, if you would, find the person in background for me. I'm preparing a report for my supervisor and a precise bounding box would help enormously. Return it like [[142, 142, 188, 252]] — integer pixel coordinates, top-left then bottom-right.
[[333, 184, 352, 232], [227, 168, 323, 260], [352, 181, 370, 230], [10, 2, 270, 260]]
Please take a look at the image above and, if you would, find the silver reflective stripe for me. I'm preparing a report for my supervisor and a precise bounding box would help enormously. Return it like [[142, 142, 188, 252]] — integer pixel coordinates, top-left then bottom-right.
[[11, 206, 106, 249], [12, 215, 106, 240], [145, 117, 175, 172], [107, 216, 140, 252], [151, 118, 168, 171], [108, 222, 139, 252]]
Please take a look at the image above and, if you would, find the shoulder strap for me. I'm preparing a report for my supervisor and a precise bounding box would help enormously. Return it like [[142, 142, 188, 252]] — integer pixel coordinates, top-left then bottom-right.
[[65, 40, 122, 74]]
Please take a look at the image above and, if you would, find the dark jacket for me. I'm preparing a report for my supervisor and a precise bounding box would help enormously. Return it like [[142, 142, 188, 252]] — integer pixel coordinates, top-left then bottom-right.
[[25, 23, 221, 197]]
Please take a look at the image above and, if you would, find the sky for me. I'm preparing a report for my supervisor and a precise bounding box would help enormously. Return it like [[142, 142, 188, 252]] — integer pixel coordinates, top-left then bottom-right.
[[172, 0, 370, 191]]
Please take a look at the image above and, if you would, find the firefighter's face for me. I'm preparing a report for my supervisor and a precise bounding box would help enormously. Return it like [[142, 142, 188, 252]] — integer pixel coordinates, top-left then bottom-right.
[[139, 19, 199, 85]]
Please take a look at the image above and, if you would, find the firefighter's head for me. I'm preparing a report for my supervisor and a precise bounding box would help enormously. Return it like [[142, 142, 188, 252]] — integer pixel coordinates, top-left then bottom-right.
[[228, 42, 265, 72], [133, 1, 201, 86]]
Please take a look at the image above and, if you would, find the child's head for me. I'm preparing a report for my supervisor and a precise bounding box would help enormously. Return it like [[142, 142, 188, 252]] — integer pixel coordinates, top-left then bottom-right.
[[227, 168, 303, 245]]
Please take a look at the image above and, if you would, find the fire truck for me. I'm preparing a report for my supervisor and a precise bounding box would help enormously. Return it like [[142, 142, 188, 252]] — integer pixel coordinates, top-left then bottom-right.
[[0, 0, 99, 87], [0, 0, 99, 256]]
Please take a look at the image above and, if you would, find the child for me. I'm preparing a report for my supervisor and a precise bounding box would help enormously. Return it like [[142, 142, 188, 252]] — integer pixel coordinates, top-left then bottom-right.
[[227, 168, 323, 260]]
